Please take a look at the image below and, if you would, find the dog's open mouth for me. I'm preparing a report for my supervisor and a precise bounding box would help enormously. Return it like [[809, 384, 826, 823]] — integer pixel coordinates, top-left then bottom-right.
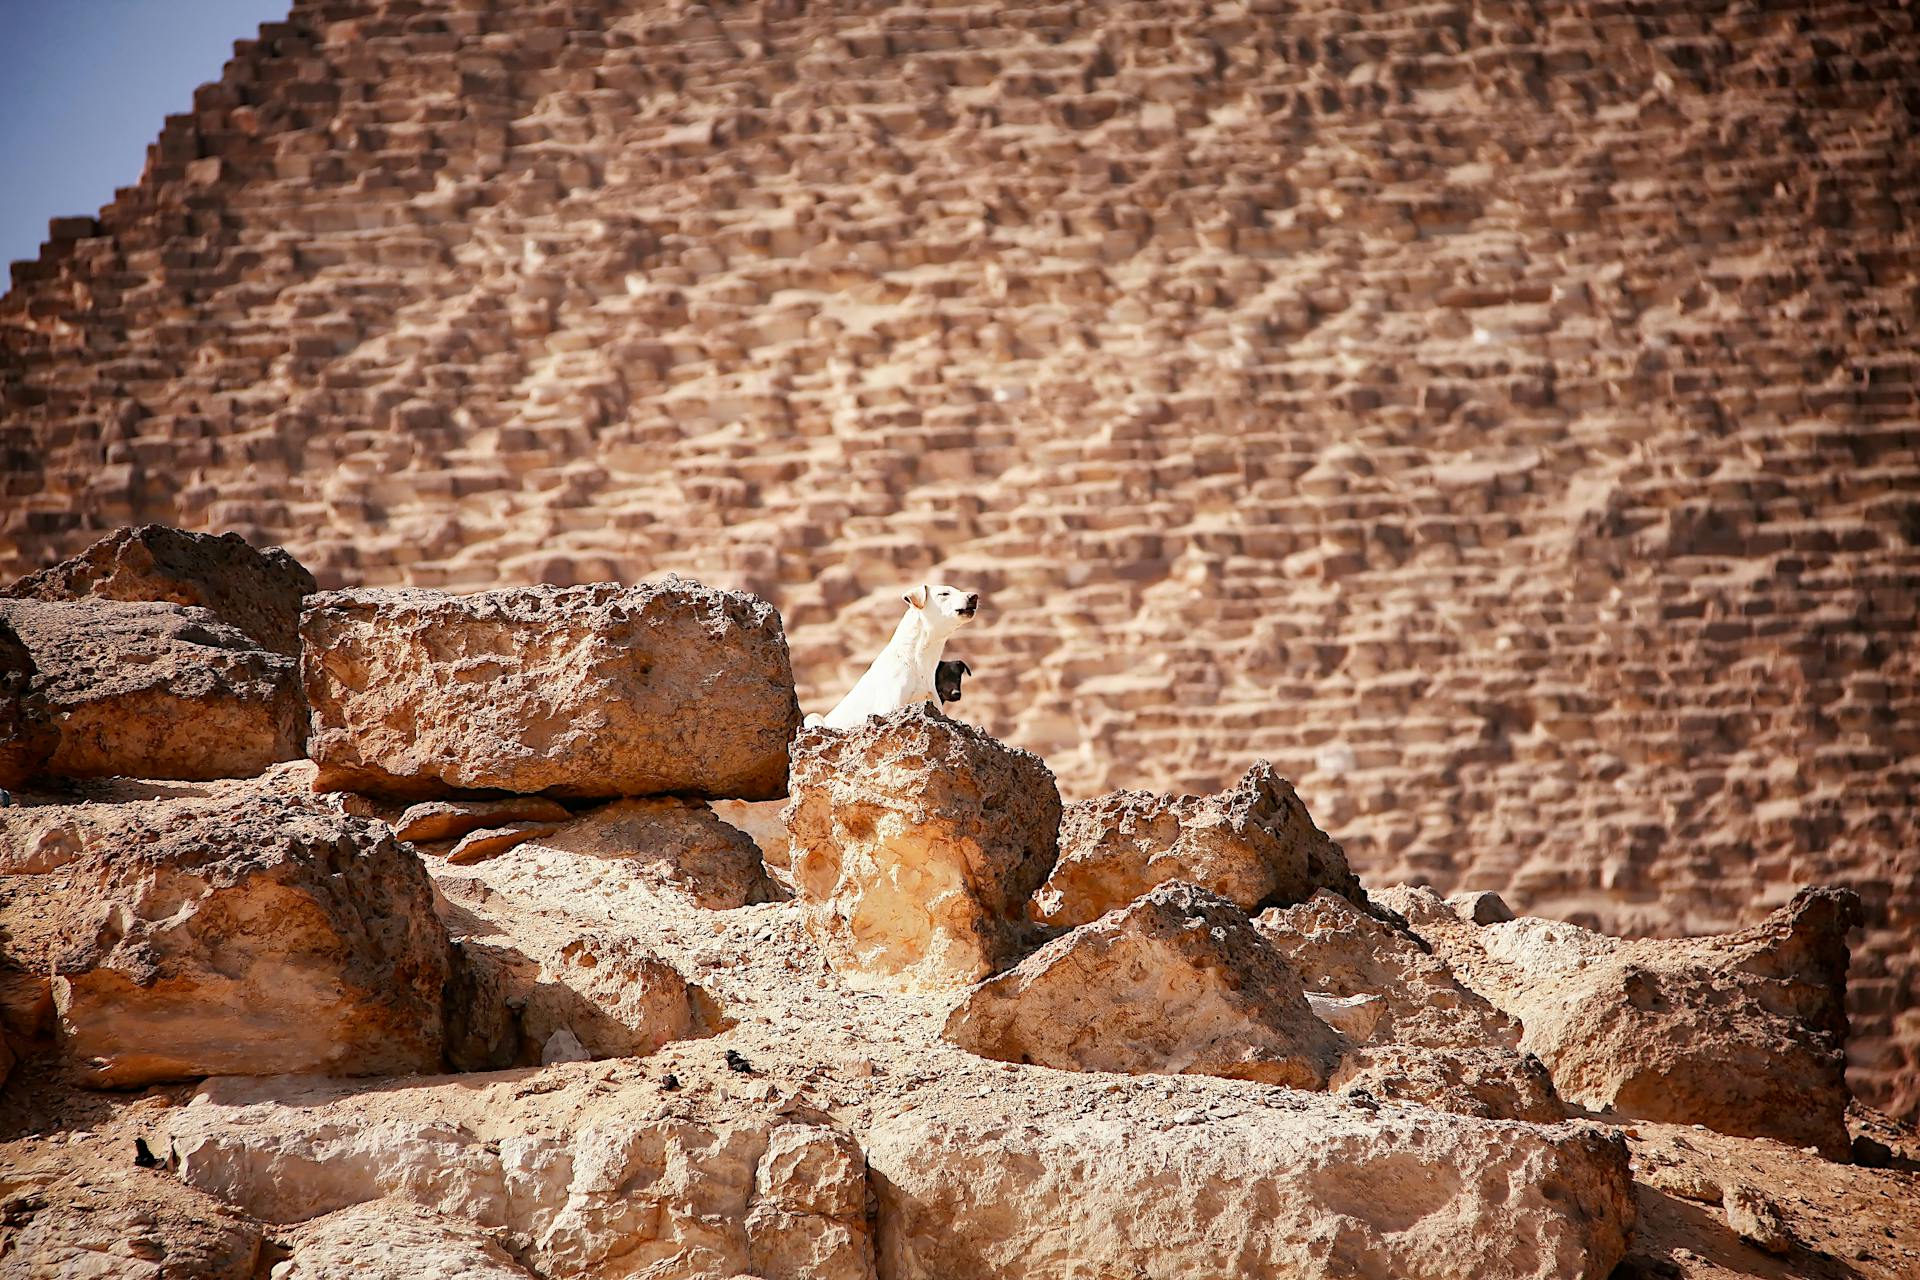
[[959, 605, 977, 617]]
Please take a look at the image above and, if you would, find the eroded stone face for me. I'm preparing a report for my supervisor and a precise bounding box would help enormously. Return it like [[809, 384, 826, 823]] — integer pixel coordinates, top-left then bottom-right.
[[1255, 889, 1522, 1051], [1382, 884, 1863, 1157], [1329, 1045, 1566, 1124], [944, 881, 1343, 1088], [519, 932, 700, 1062], [1, 524, 316, 655], [1, 788, 451, 1086], [867, 1088, 1635, 1280], [0, 598, 304, 781], [166, 1093, 875, 1280], [538, 796, 774, 910], [278, 1202, 534, 1280], [301, 581, 802, 801], [1032, 761, 1364, 929], [786, 705, 1061, 992]]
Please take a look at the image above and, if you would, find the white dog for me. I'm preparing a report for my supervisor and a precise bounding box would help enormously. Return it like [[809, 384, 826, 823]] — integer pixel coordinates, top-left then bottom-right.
[[807, 584, 978, 730]]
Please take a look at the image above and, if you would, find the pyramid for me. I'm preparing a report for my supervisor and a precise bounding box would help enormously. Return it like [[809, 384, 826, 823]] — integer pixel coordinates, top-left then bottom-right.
[[2, 0, 1916, 1114]]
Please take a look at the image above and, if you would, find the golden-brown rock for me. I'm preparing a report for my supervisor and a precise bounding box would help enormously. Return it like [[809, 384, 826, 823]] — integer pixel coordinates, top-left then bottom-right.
[[519, 932, 700, 1062], [0, 788, 451, 1086], [786, 705, 1060, 992], [277, 1202, 536, 1279], [1255, 889, 1521, 1050], [394, 796, 572, 843], [538, 796, 773, 909], [446, 821, 557, 866], [166, 1081, 876, 1280], [944, 882, 1343, 1088], [1330, 1044, 1566, 1123], [301, 582, 801, 800], [1257, 891, 1565, 1121], [746, 1124, 877, 1280], [1, 524, 315, 655], [1383, 885, 1863, 1158], [0, 598, 304, 781], [868, 1087, 1635, 1280], [1032, 761, 1363, 928]]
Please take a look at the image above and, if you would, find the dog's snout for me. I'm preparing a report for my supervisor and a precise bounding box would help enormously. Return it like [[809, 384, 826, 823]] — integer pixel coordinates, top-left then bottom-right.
[[965, 593, 979, 608]]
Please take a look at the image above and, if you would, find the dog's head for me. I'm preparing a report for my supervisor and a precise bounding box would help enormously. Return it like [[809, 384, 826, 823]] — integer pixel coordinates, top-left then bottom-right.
[[904, 584, 979, 634], [935, 658, 972, 704]]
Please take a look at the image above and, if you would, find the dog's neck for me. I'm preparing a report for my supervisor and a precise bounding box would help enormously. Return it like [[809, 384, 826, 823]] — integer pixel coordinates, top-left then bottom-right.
[[887, 606, 954, 674]]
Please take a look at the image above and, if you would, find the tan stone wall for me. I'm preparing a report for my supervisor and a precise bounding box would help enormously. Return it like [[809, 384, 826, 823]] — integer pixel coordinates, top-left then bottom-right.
[[3, 0, 1916, 1113]]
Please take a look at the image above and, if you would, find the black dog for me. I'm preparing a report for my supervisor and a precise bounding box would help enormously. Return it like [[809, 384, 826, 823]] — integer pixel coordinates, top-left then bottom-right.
[[935, 659, 971, 704]]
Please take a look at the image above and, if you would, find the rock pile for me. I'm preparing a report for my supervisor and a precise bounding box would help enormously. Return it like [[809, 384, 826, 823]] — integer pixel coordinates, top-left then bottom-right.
[[0, 526, 1914, 1280]]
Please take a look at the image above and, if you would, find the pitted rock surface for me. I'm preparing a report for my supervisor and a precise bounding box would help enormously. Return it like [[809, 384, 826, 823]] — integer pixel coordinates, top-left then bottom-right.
[[1384, 884, 1864, 1158], [0, 786, 450, 1086], [1034, 760, 1364, 927], [301, 581, 801, 800], [0, 597, 304, 781], [786, 704, 1061, 992], [945, 881, 1343, 1089], [1, 524, 315, 655]]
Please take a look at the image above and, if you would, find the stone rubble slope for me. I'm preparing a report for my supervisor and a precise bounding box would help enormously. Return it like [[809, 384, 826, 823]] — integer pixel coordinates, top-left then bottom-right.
[[0, 597, 304, 781], [301, 581, 801, 800], [1033, 759, 1365, 927], [0, 524, 315, 656], [1382, 883, 1864, 1158], [0, 741, 1913, 1277], [785, 704, 1061, 993]]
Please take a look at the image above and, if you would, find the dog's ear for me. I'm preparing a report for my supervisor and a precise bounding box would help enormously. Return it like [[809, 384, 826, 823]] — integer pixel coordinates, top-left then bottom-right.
[[958, 660, 972, 675], [904, 585, 928, 609]]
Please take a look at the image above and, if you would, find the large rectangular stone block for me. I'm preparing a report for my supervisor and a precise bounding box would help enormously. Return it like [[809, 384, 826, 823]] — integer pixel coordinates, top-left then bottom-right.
[[301, 581, 801, 800]]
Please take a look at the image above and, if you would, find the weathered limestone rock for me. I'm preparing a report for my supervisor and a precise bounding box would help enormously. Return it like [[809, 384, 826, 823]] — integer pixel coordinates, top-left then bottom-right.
[[1256, 891, 1562, 1121], [1330, 1045, 1566, 1123], [944, 882, 1342, 1088], [0, 614, 56, 789], [0, 789, 450, 1086], [868, 1088, 1635, 1280], [746, 1124, 877, 1280], [166, 1082, 875, 1280], [519, 932, 700, 1061], [1255, 890, 1521, 1050], [0, 598, 304, 781], [1, 524, 316, 654], [539, 797, 773, 909], [301, 582, 801, 800], [786, 706, 1061, 992], [279, 1202, 536, 1279], [447, 822, 557, 866], [1032, 761, 1363, 929], [1382, 885, 1862, 1157], [395, 797, 572, 843], [0, 1151, 264, 1280], [1721, 1184, 1793, 1254]]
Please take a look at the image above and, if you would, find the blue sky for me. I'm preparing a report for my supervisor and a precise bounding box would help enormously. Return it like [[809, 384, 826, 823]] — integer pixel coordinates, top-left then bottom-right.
[[0, 0, 290, 269]]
